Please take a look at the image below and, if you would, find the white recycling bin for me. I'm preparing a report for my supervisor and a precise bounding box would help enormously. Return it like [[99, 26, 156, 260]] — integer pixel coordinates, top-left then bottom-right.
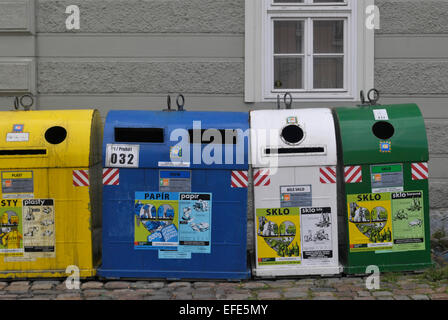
[[250, 108, 341, 277]]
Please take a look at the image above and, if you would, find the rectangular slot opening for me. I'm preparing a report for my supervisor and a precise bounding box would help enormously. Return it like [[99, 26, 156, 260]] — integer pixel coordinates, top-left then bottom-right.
[[115, 128, 164, 143], [0, 149, 47, 156], [188, 129, 238, 145], [265, 147, 325, 155]]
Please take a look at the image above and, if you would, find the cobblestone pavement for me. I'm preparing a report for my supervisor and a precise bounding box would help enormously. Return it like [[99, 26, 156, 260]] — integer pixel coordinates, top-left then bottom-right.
[[0, 271, 447, 300]]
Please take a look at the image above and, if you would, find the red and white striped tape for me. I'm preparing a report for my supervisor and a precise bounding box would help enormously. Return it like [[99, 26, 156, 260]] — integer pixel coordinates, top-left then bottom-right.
[[231, 171, 248, 188], [320, 166, 336, 184], [103, 168, 120, 186], [254, 169, 271, 187], [411, 162, 428, 180], [344, 166, 362, 183], [73, 170, 90, 187]]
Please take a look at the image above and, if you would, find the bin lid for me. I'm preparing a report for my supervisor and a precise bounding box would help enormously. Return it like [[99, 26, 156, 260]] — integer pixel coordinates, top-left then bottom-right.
[[334, 103, 428, 165], [0, 110, 101, 169], [250, 108, 337, 168], [103, 110, 249, 170]]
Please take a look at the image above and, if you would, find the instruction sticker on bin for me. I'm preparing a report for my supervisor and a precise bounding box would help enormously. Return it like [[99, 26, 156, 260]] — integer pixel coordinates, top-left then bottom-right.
[[106, 144, 140, 168], [371, 164, 403, 193], [134, 192, 212, 257], [391, 191, 425, 252], [22, 199, 55, 259], [1, 171, 34, 199], [301, 207, 333, 263], [280, 185, 312, 208]]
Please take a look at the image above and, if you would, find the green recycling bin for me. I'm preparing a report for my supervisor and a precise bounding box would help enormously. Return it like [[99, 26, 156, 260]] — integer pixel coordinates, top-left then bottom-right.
[[334, 103, 433, 274]]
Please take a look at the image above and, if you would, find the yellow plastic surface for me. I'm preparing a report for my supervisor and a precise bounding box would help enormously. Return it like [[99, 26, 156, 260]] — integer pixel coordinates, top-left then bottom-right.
[[0, 109, 102, 279], [0, 110, 101, 169]]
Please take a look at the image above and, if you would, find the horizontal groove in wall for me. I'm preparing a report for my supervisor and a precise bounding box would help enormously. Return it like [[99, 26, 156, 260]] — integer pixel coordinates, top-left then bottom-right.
[[36, 35, 244, 58], [37, 57, 243, 62], [37, 33, 244, 37]]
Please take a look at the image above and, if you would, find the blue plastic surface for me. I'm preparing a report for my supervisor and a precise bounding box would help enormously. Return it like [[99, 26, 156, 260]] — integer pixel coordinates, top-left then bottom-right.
[[98, 111, 250, 280]]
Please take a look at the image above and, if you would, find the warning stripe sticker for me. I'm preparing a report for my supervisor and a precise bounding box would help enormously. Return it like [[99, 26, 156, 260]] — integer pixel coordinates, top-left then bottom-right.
[[345, 166, 362, 183], [411, 162, 428, 180], [231, 171, 248, 188], [319, 166, 336, 184], [254, 169, 270, 187], [103, 168, 120, 186], [73, 170, 89, 187]]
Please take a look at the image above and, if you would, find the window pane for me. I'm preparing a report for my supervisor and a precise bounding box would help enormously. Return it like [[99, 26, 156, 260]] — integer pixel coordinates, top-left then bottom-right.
[[314, 20, 344, 53], [313, 0, 344, 2], [274, 57, 303, 89], [313, 57, 343, 89], [274, 21, 304, 54]]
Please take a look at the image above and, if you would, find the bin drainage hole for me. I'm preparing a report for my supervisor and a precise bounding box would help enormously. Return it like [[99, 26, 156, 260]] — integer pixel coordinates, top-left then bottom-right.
[[45, 126, 67, 145], [372, 121, 395, 140], [281, 125, 304, 144]]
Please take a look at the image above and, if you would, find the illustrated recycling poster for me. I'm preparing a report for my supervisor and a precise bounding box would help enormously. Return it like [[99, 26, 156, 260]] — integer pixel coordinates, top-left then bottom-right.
[[255, 206, 336, 267], [347, 193, 393, 252], [134, 192, 212, 259], [0, 198, 55, 261], [0, 199, 23, 256], [347, 191, 425, 253], [391, 191, 425, 252], [256, 207, 301, 266], [300, 207, 333, 262]]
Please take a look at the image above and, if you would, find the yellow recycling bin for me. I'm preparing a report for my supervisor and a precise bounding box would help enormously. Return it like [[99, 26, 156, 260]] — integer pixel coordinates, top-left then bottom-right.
[[0, 109, 102, 279]]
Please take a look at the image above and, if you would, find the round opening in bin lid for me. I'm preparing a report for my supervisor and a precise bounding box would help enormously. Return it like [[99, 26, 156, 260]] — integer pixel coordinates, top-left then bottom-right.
[[45, 126, 67, 145], [372, 121, 395, 140], [281, 125, 304, 145]]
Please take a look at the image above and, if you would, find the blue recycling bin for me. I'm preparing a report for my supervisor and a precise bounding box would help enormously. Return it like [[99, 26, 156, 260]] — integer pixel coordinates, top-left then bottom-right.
[[97, 109, 250, 280]]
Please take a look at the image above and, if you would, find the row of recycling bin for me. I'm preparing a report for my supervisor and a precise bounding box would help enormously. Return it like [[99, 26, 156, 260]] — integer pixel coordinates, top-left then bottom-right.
[[0, 100, 432, 279]]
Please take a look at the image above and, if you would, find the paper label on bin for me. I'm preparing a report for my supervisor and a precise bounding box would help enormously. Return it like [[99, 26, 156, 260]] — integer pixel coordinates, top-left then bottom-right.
[[6, 133, 29, 142], [158, 161, 191, 168], [159, 170, 191, 192], [280, 185, 312, 208], [105, 144, 139, 168], [373, 109, 389, 121], [370, 164, 403, 193]]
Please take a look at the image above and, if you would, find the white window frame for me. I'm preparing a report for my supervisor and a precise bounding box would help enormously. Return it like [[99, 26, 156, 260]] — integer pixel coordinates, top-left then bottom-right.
[[245, 0, 375, 103]]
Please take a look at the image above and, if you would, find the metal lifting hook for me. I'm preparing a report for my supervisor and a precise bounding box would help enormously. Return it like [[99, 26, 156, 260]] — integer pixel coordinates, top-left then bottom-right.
[[164, 94, 186, 112], [284, 92, 293, 109], [277, 93, 293, 110], [359, 89, 380, 107], [176, 94, 185, 112], [13, 94, 34, 111]]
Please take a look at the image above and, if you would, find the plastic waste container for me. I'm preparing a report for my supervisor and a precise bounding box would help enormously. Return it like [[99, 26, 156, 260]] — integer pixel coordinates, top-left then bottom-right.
[[250, 107, 341, 277], [0, 109, 102, 279], [98, 101, 250, 280], [334, 100, 432, 274]]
